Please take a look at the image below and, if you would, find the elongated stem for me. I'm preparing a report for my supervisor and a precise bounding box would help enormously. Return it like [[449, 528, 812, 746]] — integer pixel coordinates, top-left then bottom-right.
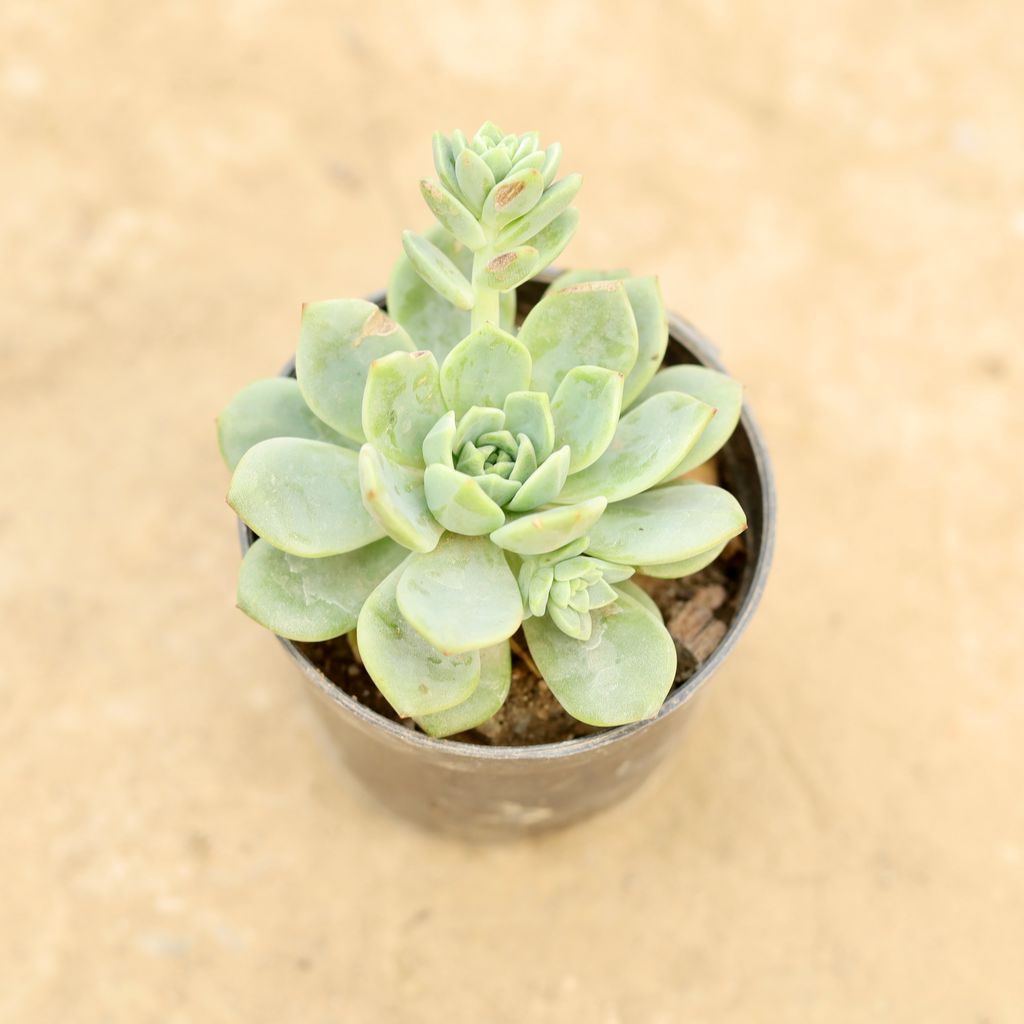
[[470, 236, 501, 331], [471, 282, 500, 331]]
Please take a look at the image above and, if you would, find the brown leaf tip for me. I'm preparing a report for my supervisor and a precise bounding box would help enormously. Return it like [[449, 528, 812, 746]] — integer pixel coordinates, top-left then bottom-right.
[[363, 308, 398, 337], [494, 180, 525, 209], [487, 251, 518, 271], [560, 280, 620, 294]]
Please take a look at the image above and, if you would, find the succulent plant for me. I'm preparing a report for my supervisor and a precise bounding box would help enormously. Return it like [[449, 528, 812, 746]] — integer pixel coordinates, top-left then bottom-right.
[[218, 122, 747, 736]]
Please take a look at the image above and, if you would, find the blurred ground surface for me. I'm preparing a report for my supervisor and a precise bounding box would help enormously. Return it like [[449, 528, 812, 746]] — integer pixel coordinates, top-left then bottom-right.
[[2, 2, 1022, 1021]]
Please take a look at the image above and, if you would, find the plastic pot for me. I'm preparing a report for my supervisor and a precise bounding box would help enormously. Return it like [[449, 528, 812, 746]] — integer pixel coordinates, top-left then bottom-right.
[[238, 272, 776, 840]]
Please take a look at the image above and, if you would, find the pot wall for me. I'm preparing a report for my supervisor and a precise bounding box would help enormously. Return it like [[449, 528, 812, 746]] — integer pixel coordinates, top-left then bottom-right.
[[241, 273, 775, 840]]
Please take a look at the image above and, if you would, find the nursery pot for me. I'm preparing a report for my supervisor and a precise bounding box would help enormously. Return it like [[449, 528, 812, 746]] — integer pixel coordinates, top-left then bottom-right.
[[238, 271, 775, 840]]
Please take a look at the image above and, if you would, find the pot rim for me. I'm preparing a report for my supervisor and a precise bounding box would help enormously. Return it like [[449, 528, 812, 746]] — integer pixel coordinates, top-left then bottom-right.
[[237, 274, 776, 762]]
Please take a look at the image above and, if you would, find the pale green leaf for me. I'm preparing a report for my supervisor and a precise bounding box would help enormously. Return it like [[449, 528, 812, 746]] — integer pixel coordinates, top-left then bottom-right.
[[506, 445, 570, 511], [439, 324, 532, 419], [550, 271, 668, 407], [556, 391, 714, 504], [474, 473, 521, 506], [637, 541, 727, 579], [526, 208, 579, 272], [481, 145, 512, 180], [475, 247, 540, 292], [586, 482, 746, 564], [228, 438, 385, 557], [419, 179, 486, 250], [237, 536, 405, 641], [358, 444, 443, 554], [503, 391, 554, 463], [414, 642, 512, 737], [550, 366, 624, 473], [509, 150, 545, 174], [423, 464, 506, 535], [524, 586, 676, 726], [361, 350, 445, 468], [387, 225, 477, 361], [357, 564, 480, 718], [490, 496, 607, 555], [547, 268, 629, 291], [518, 280, 638, 395], [498, 174, 583, 247], [619, 278, 668, 405], [482, 168, 544, 228], [421, 409, 456, 468], [541, 142, 562, 186], [431, 131, 460, 198], [613, 580, 662, 622], [401, 230, 475, 310], [455, 148, 495, 215], [453, 406, 505, 450], [217, 377, 354, 470], [396, 534, 522, 653], [637, 364, 743, 477], [297, 299, 414, 442]]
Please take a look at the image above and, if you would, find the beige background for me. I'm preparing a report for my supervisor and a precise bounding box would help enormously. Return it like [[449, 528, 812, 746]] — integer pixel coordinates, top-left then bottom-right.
[[3, 1, 1022, 1021]]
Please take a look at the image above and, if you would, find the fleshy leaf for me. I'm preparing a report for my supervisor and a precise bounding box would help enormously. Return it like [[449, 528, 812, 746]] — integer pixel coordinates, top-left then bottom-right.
[[498, 174, 583, 247], [474, 473, 521, 506], [506, 446, 571, 512], [481, 168, 544, 228], [523, 586, 677, 726], [637, 541, 727, 579], [475, 247, 541, 292], [526, 208, 579, 272], [509, 150, 545, 174], [550, 272, 668, 407], [508, 433, 537, 482], [490, 496, 607, 555], [503, 391, 554, 463], [362, 350, 446, 468], [358, 445, 443, 553], [423, 464, 506, 536], [297, 299, 414, 442], [637, 365, 743, 477], [431, 131, 460, 198], [228, 438, 385, 557], [454, 147, 495, 216], [217, 377, 354, 470], [481, 145, 512, 181], [357, 564, 480, 717], [550, 366, 624, 473], [547, 268, 629, 291], [518, 280, 638, 395], [414, 642, 512, 738], [453, 406, 505, 450], [541, 143, 562, 186], [615, 579, 663, 621], [619, 278, 668, 406], [396, 534, 522, 653], [388, 225, 495, 361], [440, 324, 532, 419], [549, 602, 591, 641], [586, 482, 746, 564], [237, 537, 405, 641], [556, 392, 714, 504], [422, 410, 456, 468], [401, 230, 475, 310], [419, 179, 486, 250]]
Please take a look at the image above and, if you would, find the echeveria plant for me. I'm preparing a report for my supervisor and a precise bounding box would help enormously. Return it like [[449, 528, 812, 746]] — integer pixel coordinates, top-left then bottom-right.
[[218, 122, 747, 736]]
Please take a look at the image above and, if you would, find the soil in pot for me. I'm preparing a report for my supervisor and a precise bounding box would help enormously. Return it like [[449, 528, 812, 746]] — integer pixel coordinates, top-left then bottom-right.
[[295, 534, 747, 748]]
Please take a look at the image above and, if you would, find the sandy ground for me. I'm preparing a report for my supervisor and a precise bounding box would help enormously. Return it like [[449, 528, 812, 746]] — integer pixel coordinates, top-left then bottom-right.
[[3, 2, 1023, 1021]]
